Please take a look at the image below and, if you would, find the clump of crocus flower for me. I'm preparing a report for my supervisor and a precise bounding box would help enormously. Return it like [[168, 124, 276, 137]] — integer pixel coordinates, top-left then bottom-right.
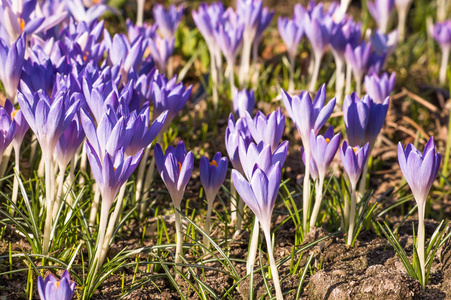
[[430, 20, 451, 85], [340, 141, 370, 246], [155, 141, 194, 271], [282, 84, 336, 233], [398, 137, 441, 287], [200, 152, 228, 249], [38, 270, 75, 300], [232, 162, 283, 300]]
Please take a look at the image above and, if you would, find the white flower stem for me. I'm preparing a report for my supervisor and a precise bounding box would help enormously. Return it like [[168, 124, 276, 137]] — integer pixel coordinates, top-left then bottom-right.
[[174, 204, 183, 272], [78, 144, 87, 186], [358, 160, 369, 201], [11, 146, 20, 217], [52, 165, 67, 219], [288, 53, 295, 92], [209, 48, 219, 111], [303, 146, 311, 234], [135, 146, 150, 206], [99, 183, 127, 267], [136, 0, 145, 27], [334, 57, 345, 105], [417, 201, 426, 287], [42, 155, 55, 255], [246, 216, 259, 275], [93, 198, 111, 273], [203, 195, 214, 249], [227, 58, 236, 98], [215, 48, 223, 85], [230, 173, 238, 225], [346, 183, 357, 246], [310, 177, 324, 229], [355, 74, 362, 97], [345, 63, 352, 95], [397, 7, 408, 42], [239, 38, 252, 87], [309, 53, 323, 91], [263, 229, 283, 300], [252, 39, 260, 81], [439, 46, 450, 85], [89, 184, 101, 230], [0, 144, 12, 178]]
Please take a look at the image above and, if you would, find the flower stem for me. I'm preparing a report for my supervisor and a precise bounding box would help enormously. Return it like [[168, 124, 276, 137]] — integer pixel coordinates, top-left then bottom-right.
[[203, 195, 214, 250], [93, 198, 111, 273], [346, 183, 357, 246], [288, 53, 295, 92], [42, 155, 54, 255], [239, 38, 252, 87], [439, 46, 450, 85], [309, 53, 323, 91], [136, 0, 145, 26], [228, 58, 236, 99], [11, 146, 20, 217], [174, 204, 183, 272], [89, 184, 101, 230], [230, 173, 238, 225], [246, 216, 259, 275], [345, 63, 352, 95], [263, 229, 283, 300], [52, 165, 67, 219], [397, 6, 408, 42], [135, 146, 150, 204], [334, 56, 345, 105], [209, 48, 219, 112], [417, 201, 426, 288], [310, 177, 324, 229], [303, 146, 311, 234], [358, 159, 369, 201]]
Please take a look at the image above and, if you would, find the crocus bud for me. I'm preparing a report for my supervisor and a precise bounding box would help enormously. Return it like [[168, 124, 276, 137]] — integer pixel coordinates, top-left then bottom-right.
[[367, 0, 395, 33], [153, 4, 183, 39], [343, 93, 370, 146], [200, 152, 228, 202], [340, 141, 370, 188], [364, 72, 396, 104]]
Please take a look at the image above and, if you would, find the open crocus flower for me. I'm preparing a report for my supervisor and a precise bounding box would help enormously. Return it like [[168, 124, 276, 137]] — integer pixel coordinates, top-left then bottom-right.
[[364, 72, 396, 104], [340, 140, 370, 245], [232, 163, 283, 300], [155, 140, 194, 269], [37, 270, 75, 300], [153, 3, 183, 39], [282, 84, 336, 233], [0, 34, 26, 100], [245, 109, 285, 153], [397, 137, 441, 286]]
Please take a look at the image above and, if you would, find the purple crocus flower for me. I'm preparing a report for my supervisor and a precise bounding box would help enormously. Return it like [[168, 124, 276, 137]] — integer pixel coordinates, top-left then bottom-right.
[[300, 146, 319, 180], [345, 41, 372, 95], [397, 137, 441, 283], [214, 22, 244, 66], [309, 126, 341, 182], [200, 152, 228, 203], [238, 139, 289, 181], [364, 72, 396, 104], [17, 81, 81, 158], [237, 0, 262, 40], [225, 113, 252, 174], [126, 18, 157, 43], [253, 7, 274, 49], [398, 137, 441, 206], [192, 2, 225, 46], [330, 17, 362, 61], [154, 141, 194, 207], [340, 141, 370, 189], [430, 20, 451, 84], [67, 0, 107, 25], [38, 270, 75, 300], [7, 105, 29, 153], [153, 4, 183, 39], [343, 93, 370, 146], [277, 17, 304, 64], [281, 84, 336, 145], [54, 116, 85, 170], [245, 108, 285, 152], [147, 36, 175, 73], [232, 163, 284, 299], [151, 74, 192, 131], [364, 95, 389, 148], [0, 103, 16, 164], [367, 0, 395, 33], [0, 34, 26, 100], [233, 89, 255, 119]]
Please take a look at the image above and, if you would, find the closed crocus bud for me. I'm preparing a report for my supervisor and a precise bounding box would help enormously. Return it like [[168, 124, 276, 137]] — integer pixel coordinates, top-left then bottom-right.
[[367, 0, 395, 33], [214, 21, 244, 64], [301, 146, 319, 180], [364, 72, 396, 104], [364, 96, 389, 148], [200, 152, 228, 202], [153, 4, 184, 39], [37, 270, 75, 300], [340, 141, 370, 188], [278, 16, 304, 62], [398, 137, 441, 205], [245, 108, 285, 152], [254, 7, 274, 45], [233, 89, 255, 119], [0, 34, 26, 100], [237, 0, 263, 40], [154, 141, 194, 207], [54, 115, 85, 169], [345, 41, 372, 87], [147, 35, 175, 73], [343, 93, 370, 146], [430, 20, 451, 84], [225, 113, 252, 174]]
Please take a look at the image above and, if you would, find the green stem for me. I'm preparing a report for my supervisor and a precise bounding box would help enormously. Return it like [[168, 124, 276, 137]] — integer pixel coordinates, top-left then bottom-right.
[[263, 228, 283, 300], [246, 216, 260, 275], [310, 178, 324, 229]]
